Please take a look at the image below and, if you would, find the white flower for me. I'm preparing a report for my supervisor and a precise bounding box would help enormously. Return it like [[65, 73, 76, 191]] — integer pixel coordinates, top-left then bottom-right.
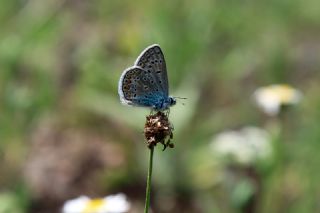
[[210, 127, 272, 165], [253, 84, 302, 116], [62, 193, 130, 213]]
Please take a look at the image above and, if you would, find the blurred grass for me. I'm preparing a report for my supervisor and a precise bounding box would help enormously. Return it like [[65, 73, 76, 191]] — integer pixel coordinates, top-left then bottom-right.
[[0, 0, 320, 212]]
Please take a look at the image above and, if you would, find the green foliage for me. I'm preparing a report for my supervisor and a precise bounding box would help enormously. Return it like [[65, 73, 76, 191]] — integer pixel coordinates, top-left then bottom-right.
[[0, 0, 320, 212]]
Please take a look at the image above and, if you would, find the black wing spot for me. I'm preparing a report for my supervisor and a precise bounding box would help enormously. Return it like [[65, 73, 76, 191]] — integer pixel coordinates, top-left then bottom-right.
[[151, 80, 154, 83], [156, 71, 161, 74], [134, 94, 136, 97], [143, 77, 147, 81], [147, 70, 151, 73], [159, 80, 162, 84]]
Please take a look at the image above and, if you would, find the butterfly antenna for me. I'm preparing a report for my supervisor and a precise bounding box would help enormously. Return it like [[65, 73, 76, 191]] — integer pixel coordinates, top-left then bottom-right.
[[173, 96, 187, 100], [173, 96, 187, 106]]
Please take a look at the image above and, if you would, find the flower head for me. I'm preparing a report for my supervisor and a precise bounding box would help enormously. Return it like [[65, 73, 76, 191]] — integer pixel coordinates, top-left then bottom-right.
[[211, 127, 272, 166], [144, 111, 174, 150], [253, 84, 302, 116], [62, 193, 130, 213]]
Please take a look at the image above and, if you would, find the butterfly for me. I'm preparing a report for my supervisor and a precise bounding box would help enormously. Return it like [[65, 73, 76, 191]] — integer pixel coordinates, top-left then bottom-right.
[[118, 44, 176, 111]]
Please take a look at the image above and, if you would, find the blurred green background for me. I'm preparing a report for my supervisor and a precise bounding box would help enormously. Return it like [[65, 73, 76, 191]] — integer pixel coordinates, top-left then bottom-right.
[[1, 0, 320, 212]]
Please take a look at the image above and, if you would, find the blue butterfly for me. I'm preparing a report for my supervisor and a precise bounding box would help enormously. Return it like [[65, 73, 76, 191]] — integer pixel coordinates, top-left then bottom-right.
[[118, 44, 176, 111]]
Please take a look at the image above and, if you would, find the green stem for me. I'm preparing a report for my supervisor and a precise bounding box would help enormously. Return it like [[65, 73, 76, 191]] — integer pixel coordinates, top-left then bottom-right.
[[144, 146, 154, 213]]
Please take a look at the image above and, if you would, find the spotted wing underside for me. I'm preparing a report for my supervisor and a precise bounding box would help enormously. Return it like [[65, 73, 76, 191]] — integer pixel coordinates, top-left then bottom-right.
[[118, 66, 162, 107], [135, 44, 169, 96]]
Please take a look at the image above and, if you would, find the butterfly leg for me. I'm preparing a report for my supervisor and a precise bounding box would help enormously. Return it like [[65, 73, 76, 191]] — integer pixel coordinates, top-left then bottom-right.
[[164, 108, 170, 116]]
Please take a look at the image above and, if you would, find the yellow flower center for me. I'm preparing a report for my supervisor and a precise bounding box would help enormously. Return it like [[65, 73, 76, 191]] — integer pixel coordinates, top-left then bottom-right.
[[83, 199, 105, 213], [271, 84, 299, 104]]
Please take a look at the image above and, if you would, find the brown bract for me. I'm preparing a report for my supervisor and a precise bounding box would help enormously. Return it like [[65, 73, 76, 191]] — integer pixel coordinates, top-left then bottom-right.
[[144, 111, 174, 150]]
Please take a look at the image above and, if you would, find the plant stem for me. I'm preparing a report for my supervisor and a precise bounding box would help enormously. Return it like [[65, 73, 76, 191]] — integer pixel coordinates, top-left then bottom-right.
[[144, 146, 154, 213]]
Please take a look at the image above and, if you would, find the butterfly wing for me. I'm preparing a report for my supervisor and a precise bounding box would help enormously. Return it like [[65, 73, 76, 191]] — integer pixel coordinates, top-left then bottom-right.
[[134, 44, 169, 97], [118, 66, 164, 107]]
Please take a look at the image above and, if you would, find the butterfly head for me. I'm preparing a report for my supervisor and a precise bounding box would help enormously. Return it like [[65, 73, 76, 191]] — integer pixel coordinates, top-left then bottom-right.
[[169, 96, 176, 106], [154, 96, 176, 111], [164, 96, 176, 109]]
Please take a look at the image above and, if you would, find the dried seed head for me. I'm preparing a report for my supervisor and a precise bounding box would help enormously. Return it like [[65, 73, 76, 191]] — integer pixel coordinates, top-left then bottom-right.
[[144, 111, 174, 150]]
